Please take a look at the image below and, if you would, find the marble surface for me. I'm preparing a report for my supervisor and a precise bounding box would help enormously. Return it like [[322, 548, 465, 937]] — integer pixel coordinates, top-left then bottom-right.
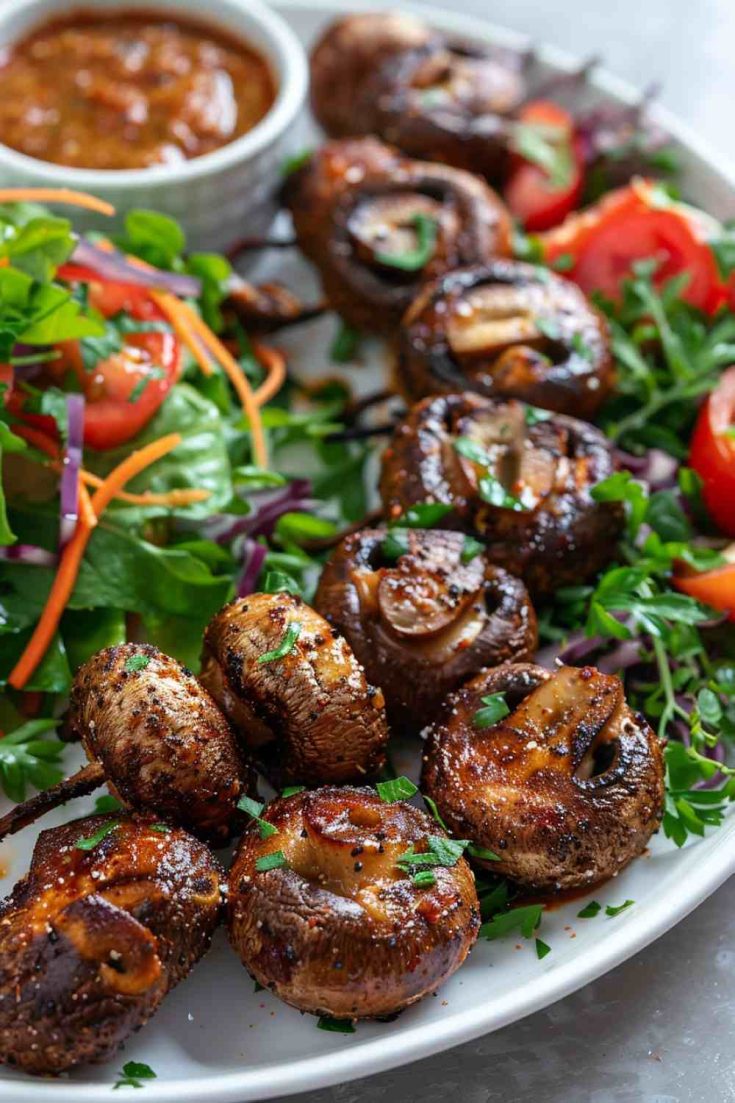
[[275, 2, 735, 1101]]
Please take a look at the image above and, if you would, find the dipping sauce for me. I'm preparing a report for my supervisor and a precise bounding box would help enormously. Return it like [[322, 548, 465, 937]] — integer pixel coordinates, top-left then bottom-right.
[[0, 10, 277, 170]]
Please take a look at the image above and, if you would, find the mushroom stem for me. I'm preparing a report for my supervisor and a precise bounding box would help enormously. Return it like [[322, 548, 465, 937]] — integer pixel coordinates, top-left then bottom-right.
[[0, 761, 105, 841]]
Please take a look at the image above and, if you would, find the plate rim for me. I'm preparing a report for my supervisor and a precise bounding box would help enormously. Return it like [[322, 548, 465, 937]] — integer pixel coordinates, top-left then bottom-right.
[[2, 1, 734, 1098]]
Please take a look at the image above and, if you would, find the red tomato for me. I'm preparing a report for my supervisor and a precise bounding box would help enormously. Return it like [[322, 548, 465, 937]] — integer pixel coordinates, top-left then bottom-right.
[[505, 100, 585, 232], [540, 180, 727, 313], [57, 264, 165, 322], [689, 366, 735, 537], [7, 278, 181, 450], [673, 560, 735, 622]]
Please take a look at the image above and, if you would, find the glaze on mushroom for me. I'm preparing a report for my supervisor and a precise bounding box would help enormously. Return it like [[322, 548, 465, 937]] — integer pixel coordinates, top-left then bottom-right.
[[379, 392, 623, 596], [284, 137, 512, 335], [0, 643, 255, 847], [397, 261, 615, 418], [228, 786, 479, 1019], [200, 593, 389, 786], [0, 815, 221, 1075], [314, 527, 537, 733], [422, 663, 665, 891]]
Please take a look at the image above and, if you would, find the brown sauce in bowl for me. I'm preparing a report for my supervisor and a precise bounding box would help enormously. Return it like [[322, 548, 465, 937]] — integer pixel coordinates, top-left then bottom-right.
[[0, 9, 277, 170]]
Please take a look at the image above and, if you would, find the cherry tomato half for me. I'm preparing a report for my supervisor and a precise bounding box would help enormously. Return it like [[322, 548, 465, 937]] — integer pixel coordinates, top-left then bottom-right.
[[689, 366, 735, 537], [673, 559, 735, 623], [504, 100, 585, 232], [539, 180, 727, 314]]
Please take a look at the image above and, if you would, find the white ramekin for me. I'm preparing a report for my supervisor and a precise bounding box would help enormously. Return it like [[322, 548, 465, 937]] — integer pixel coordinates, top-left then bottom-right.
[[0, 0, 308, 249]]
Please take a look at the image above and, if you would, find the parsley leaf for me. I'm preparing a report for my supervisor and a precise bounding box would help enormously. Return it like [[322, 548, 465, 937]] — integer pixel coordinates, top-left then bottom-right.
[[605, 899, 635, 917], [480, 903, 544, 940], [237, 795, 278, 839], [113, 1061, 157, 1090], [577, 901, 602, 919], [75, 820, 121, 851], [396, 834, 468, 872], [376, 776, 418, 802], [257, 622, 302, 664], [317, 1015, 356, 1033], [255, 850, 289, 872], [123, 653, 151, 674], [473, 692, 510, 729], [375, 213, 438, 272]]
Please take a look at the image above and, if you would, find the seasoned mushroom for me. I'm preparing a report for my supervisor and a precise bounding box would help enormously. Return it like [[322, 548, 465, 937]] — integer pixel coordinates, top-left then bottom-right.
[[228, 786, 479, 1018], [0, 644, 254, 847], [314, 527, 537, 733], [397, 261, 614, 418], [309, 13, 438, 138], [422, 663, 665, 891], [200, 593, 389, 786], [0, 815, 221, 1074], [284, 138, 512, 335], [309, 14, 526, 183], [379, 392, 623, 595], [222, 275, 323, 334], [355, 40, 526, 183]]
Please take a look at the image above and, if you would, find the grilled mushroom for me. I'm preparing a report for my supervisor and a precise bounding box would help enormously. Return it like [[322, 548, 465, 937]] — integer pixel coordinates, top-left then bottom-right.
[[309, 14, 526, 183], [309, 12, 438, 138], [0, 815, 221, 1074], [200, 593, 389, 786], [422, 663, 665, 890], [228, 786, 479, 1019], [397, 261, 614, 417], [0, 644, 254, 847], [314, 527, 537, 733], [284, 138, 512, 335], [379, 392, 623, 595]]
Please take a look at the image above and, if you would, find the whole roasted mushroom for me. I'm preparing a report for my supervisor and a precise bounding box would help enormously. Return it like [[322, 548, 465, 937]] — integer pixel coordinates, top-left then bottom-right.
[[200, 592, 389, 786], [309, 12, 438, 138], [228, 786, 479, 1019], [0, 643, 255, 847], [422, 663, 665, 891], [314, 527, 537, 733], [0, 815, 222, 1075], [379, 391, 623, 595], [309, 13, 526, 183], [396, 260, 614, 418], [284, 138, 512, 335]]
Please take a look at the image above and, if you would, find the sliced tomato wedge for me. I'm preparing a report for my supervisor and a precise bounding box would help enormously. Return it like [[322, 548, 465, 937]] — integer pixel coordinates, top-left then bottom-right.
[[689, 366, 735, 537], [539, 180, 727, 313], [504, 100, 585, 232], [6, 276, 181, 450], [57, 264, 165, 322], [673, 558, 735, 622]]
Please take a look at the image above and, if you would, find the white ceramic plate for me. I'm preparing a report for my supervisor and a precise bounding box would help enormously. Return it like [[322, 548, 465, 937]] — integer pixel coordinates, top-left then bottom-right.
[[1, 2, 734, 1100]]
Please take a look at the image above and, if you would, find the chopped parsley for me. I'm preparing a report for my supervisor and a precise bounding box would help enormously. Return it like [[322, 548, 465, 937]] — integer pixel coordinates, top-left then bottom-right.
[[75, 820, 121, 851], [376, 776, 418, 803], [255, 850, 289, 872], [317, 1015, 356, 1033], [123, 653, 151, 674], [413, 870, 437, 888], [396, 834, 468, 872], [510, 121, 574, 190], [460, 535, 485, 564], [257, 622, 302, 664], [113, 1061, 157, 1090], [577, 900, 602, 919], [535, 938, 552, 960], [605, 899, 635, 918], [237, 795, 278, 839], [473, 692, 510, 729], [536, 316, 562, 341], [281, 786, 306, 798], [454, 437, 527, 511], [330, 321, 362, 363], [480, 903, 544, 940], [375, 213, 438, 272]]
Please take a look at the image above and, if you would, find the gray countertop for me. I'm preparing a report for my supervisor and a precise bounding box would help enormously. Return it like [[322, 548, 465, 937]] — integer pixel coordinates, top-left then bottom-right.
[[275, 1, 735, 1100]]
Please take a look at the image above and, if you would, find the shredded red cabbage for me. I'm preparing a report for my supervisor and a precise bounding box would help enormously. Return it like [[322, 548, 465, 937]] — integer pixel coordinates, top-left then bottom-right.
[[236, 540, 268, 597], [71, 239, 202, 299], [0, 545, 58, 567], [186, 480, 314, 546], [59, 394, 84, 547], [616, 447, 678, 490]]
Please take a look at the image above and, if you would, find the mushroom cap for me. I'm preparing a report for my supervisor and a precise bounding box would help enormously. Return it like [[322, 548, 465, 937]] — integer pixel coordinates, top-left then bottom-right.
[[397, 260, 615, 418], [422, 663, 665, 891], [66, 643, 254, 845], [0, 815, 222, 1074], [379, 391, 623, 596], [200, 593, 389, 786], [228, 786, 480, 1018], [314, 527, 537, 733]]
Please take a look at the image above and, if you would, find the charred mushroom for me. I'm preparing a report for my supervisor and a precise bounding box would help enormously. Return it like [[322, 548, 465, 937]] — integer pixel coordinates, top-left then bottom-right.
[[309, 12, 438, 138], [309, 14, 526, 183], [397, 261, 614, 417], [284, 138, 512, 335], [228, 786, 479, 1018], [379, 392, 623, 595], [422, 663, 665, 891], [0, 815, 221, 1075], [200, 593, 389, 786], [0, 644, 255, 847], [314, 527, 537, 733]]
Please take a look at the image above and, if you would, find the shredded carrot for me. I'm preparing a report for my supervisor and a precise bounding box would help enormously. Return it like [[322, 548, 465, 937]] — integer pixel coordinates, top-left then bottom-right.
[[8, 480, 96, 690], [151, 291, 215, 376], [0, 188, 114, 216], [252, 343, 287, 407], [79, 468, 210, 507], [8, 434, 183, 690], [181, 307, 268, 467]]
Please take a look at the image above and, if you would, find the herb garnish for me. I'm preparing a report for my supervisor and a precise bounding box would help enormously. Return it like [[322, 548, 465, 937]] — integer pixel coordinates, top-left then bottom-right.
[[330, 321, 362, 363], [0, 719, 65, 803], [375, 213, 438, 272], [255, 850, 289, 872], [376, 776, 418, 803], [75, 820, 121, 851], [454, 437, 527, 511], [237, 795, 278, 839], [510, 121, 574, 189], [473, 693, 510, 729], [535, 938, 552, 960], [480, 903, 544, 940], [123, 653, 151, 674], [605, 899, 635, 917], [396, 835, 468, 872], [113, 1061, 157, 1089], [577, 901, 602, 919], [317, 1015, 356, 1034], [281, 786, 306, 798], [460, 536, 485, 564], [257, 622, 302, 664]]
